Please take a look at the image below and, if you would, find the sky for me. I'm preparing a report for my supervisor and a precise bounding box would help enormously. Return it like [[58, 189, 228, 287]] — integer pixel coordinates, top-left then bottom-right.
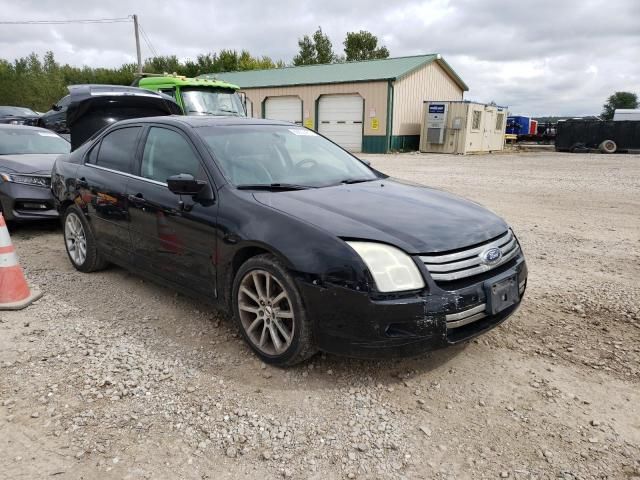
[[1, 0, 638, 116]]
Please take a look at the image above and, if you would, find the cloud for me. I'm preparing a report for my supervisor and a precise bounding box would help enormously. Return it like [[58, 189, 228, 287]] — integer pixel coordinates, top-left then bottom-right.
[[1, 0, 638, 115]]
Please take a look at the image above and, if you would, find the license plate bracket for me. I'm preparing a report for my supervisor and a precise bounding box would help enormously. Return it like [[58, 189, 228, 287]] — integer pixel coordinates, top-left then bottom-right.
[[485, 271, 519, 315]]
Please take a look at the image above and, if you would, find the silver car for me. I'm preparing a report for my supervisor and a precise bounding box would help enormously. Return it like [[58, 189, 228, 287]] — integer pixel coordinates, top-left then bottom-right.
[[0, 124, 70, 222]]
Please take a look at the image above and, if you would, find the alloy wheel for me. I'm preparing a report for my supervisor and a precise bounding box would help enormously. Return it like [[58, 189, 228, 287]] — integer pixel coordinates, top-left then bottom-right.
[[65, 212, 87, 266], [238, 269, 295, 356]]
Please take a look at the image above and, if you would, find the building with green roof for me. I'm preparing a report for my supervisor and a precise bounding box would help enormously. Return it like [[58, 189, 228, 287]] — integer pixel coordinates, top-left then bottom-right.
[[199, 54, 468, 153]]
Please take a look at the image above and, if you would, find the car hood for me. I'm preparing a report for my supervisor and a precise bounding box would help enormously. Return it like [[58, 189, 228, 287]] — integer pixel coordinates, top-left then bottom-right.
[[253, 178, 509, 254], [0, 154, 59, 175]]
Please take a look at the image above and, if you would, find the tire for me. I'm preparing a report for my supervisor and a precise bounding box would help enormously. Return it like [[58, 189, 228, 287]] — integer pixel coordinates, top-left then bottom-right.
[[232, 254, 317, 366], [62, 204, 108, 272], [599, 139, 617, 154]]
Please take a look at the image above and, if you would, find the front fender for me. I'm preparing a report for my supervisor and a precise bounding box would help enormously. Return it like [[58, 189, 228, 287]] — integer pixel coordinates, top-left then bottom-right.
[[51, 156, 80, 212], [215, 186, 371, 304]]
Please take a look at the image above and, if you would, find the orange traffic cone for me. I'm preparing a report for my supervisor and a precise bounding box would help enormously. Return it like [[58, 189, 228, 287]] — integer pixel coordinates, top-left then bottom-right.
[[0, 213, 42, 310]]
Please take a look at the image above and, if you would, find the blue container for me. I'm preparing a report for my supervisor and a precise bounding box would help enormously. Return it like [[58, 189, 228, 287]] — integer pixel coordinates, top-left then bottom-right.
[[506, 116, 531, 135]]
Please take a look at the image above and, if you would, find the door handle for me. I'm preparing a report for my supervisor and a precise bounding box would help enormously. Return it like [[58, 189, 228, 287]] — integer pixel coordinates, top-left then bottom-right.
[[127, 193, 145, 205]]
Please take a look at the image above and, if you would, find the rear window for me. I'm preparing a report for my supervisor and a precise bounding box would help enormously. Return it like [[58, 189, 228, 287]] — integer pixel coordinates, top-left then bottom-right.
[[95, 127, 141, 173]]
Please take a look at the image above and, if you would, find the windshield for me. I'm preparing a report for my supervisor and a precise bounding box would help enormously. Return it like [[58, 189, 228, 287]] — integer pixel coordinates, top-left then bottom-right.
[[0, 128, 70, 155], [199, 125, 378, 188], [0, 106, 38, 117], [181, 88, 245, 116]]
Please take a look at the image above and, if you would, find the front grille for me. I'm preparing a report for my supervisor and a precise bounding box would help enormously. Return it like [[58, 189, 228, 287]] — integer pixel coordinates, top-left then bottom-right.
[[420, 230, 520, 283]]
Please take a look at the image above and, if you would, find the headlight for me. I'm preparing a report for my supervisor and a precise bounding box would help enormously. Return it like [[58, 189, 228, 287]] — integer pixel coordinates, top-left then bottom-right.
[[346, 241, 425, 293], [9, 119, 24, 125], [0, 173, 51, 187]]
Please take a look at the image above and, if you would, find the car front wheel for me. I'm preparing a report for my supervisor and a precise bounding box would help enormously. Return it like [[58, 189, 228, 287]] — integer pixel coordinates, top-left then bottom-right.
[[63, 205, 107, 272], [232, 254, 316, 366]]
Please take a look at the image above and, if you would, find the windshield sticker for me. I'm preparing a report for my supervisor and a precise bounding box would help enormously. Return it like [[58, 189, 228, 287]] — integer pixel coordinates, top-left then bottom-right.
[[289, 128, 317, 136], [37, 132, 59, 137]]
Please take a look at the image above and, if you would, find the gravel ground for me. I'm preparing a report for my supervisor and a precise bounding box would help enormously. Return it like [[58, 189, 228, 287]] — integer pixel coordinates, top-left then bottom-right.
[[1, 151, 639, 480]]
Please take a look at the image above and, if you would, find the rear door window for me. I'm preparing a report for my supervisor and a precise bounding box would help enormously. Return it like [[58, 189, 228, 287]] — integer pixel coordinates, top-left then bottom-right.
[[140, 127, 202, 183], [95, 127, 141, 174]]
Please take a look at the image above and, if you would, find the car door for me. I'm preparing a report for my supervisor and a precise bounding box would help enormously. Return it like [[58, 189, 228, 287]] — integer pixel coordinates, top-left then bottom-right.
[[78, 125, 142, 262], [126, 125, 217, 296]]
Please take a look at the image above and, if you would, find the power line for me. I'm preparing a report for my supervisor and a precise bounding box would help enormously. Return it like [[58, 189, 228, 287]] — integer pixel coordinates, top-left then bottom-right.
[[0, 17, 131, 25], [138, 23, 159, 58]]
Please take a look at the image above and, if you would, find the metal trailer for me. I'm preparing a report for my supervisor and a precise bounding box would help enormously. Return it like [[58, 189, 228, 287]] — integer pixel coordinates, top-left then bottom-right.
[[613, 109, 640, 121], [555, 119, 640, 153], [506, 115, 530, 135]]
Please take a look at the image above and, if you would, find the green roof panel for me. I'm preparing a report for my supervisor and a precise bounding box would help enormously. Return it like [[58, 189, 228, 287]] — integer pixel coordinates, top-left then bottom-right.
[[198, 54, 468, 91]]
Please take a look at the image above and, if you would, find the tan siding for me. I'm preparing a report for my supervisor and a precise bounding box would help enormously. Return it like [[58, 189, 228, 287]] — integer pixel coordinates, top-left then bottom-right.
[[239, 81, 389, 136], [419, 101, 506, 154], [392, 62, 463, 136], [419, 101, 468, 154]]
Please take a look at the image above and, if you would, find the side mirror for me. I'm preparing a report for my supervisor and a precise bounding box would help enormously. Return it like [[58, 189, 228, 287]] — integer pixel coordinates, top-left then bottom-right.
[[361, 159, 371, 166], [52, 104, 61, 111], [167, 174, 207, 195]]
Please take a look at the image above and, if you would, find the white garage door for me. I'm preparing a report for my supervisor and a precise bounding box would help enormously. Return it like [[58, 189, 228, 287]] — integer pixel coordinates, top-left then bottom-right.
[[318, 95, 363, 152], [264, 96, 302, 124]]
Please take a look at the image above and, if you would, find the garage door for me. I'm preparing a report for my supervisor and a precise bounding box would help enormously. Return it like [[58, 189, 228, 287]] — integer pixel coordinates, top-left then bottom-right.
[[318, 95, 363, 152], [264, 96, 302, 124]]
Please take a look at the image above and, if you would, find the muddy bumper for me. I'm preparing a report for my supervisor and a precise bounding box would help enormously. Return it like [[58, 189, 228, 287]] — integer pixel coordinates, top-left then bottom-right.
[[298, 258, 528, 359]]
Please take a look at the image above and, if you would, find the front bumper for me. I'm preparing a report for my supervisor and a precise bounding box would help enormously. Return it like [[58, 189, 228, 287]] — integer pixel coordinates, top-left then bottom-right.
[[300, 256, 527, 359], [0, 182, 58, 222]]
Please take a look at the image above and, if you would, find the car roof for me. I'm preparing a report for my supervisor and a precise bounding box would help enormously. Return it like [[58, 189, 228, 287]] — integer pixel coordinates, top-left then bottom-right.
[[114, 115, 296, 129]]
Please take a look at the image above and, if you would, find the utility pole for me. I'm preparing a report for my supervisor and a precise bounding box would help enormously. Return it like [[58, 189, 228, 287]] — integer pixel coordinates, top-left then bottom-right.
[[133, 14, 142, 74]]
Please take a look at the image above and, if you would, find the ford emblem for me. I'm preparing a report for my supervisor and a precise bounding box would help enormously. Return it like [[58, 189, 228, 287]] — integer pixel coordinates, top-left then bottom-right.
[[481, 247, 502, 265]]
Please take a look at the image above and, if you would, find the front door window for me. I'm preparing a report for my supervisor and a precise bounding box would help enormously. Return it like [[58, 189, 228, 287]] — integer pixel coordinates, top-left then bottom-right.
[[141, 127, 201, 183]]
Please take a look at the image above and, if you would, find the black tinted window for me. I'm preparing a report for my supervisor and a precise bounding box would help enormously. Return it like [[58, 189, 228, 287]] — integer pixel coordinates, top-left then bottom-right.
[[141, 127, 201, 183], [96, 127, 141, 173]]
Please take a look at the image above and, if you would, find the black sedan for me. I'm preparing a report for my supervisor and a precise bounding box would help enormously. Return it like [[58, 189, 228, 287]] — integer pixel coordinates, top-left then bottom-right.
[[52, 116, 527, 365], [0, 106, 40, 127], [0, 124, 70, 222]]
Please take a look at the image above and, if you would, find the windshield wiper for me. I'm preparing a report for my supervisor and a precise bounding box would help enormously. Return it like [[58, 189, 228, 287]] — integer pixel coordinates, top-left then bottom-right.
[[216, 108, 242, 116], [339, 178, 375, 184], [188, 108, 241, 116], [236, 183, 313, 191]]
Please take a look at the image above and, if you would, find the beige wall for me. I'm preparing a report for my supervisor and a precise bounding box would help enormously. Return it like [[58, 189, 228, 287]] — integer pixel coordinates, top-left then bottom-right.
[[392, 62, 464, 136], [240, 81, 389, 136], [419, 101, 468, 154], [465, 105, 506, 153], [419, 101, 506, 154]]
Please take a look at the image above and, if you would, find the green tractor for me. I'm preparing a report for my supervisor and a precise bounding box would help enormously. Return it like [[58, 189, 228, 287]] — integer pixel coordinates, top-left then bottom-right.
[[135, 74, 246, 117]]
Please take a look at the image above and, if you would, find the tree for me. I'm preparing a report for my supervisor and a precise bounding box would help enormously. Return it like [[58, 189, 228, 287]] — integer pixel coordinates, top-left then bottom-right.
[[601, 91, 638, 120], [343, 31, 389, 61], [293, 27, 336, 65], [0, 49, 285, 111], [293, 35, 316, 65], [313, 27, 335, 64]]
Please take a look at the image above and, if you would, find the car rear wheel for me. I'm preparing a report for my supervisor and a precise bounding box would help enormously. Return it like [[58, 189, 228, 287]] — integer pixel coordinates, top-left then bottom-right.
[[232, 254, 316, 366], [63, 205, 107, 272], [599, 139, 617, 154]]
